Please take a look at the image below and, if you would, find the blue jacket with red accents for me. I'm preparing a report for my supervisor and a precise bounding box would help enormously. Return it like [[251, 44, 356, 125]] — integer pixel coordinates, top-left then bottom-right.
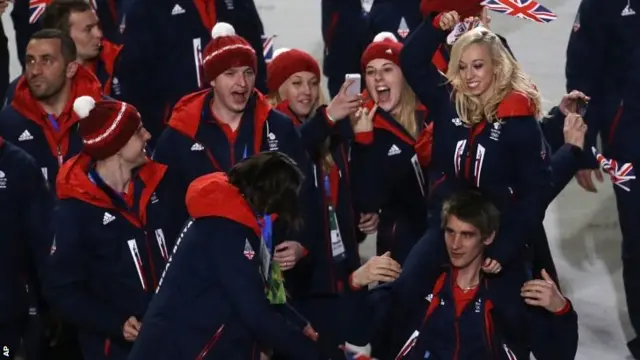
[[43, 154, 187, 360], [400, 17, 555, 268], [117, 0, 267, 143], [0, 138, 54, 324], [275, 102, 362, 295], [0, 67, 103, 191], [128, 173, 328, 360], [153, 89, 317, 258], [566, 0, 640, 163], [356, 267, 578, 360], [349, 101, 432, 265]]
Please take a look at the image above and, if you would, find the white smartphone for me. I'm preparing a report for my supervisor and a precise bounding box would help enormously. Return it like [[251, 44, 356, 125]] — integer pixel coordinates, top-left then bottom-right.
[[345, 73, 362, 96]]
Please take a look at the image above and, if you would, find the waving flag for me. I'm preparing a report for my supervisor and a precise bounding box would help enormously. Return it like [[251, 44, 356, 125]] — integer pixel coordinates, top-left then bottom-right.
[[480, 0, 557, 23], [592, 147, 636, 192], [262, 35, 276, 63], [29, 0, 51, 24]]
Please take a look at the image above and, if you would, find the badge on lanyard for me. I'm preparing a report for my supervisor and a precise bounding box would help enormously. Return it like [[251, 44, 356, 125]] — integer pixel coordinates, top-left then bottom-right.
[[259, 215, 286, 304], [325, 175, 346, 261], [47, 114, 64, 165]]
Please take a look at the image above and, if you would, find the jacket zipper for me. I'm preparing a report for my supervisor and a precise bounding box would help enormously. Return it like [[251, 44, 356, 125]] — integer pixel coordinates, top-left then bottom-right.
[[57, 145, 63, 166], [142, 230, 159, 290], [464, 123, 485, 181]]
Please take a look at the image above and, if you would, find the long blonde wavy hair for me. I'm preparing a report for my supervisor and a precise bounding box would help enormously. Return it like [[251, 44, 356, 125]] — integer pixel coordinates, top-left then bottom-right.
[[394, 80, 420, 138], [446, 27, 542, 125], [267, 81, 335, 173]]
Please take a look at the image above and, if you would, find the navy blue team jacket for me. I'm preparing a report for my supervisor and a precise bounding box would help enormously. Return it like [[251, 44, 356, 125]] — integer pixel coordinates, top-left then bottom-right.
[[400, 18, 554, 267], [350, 266, 579, 360], [153, 89, 317, 256], [275, 102, 362, 295], [117, 0, 267, 142], [0, 67, 103, 191], [566, 0, 640, 163], [0, 138, 53, 324], [350, 101, 432, 265], [44, 154, 187, 360], [128, 173, 324, 360]]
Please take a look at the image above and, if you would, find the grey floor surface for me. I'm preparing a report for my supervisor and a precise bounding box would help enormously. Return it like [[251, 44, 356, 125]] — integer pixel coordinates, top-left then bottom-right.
[[2, 0, 632, 358]]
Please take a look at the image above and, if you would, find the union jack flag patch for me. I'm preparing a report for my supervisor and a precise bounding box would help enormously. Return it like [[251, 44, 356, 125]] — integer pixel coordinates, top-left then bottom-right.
[[243, 239, 255, 260], [480, 0, 557, 23], [262, 35, 276, 63], [29, 0, 51, 24]]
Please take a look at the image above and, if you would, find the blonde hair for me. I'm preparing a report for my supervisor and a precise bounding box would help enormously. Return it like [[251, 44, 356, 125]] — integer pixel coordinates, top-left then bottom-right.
[[267, 78, 335, 173], [395, 80, 420, 138], [446, 27, 542, 125]]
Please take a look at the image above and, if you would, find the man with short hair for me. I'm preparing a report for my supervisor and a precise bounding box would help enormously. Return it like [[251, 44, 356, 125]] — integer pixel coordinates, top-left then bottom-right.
[[5, 0, 122, 102], [0, 29, 102, 190], [347, 191, 579, 359]]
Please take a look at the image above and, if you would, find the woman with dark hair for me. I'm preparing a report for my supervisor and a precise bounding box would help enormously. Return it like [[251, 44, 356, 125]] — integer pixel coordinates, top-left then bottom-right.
[[128, 152, 332, 360]]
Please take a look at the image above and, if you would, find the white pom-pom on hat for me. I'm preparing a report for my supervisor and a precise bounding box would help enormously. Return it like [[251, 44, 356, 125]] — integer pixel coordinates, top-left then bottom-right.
[[272, 48, 291, 60], [373, 32, 398, 43], [73, 96, 96, 119], [211, 22, 236, 39]]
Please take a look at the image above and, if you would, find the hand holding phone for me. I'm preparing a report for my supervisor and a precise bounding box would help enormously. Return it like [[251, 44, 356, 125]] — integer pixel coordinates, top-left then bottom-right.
[[576, 98, 588, 117], [345, 74, 361, 97]]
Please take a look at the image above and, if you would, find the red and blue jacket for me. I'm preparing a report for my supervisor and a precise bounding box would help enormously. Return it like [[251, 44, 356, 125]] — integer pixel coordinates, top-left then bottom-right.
[[44, 154, 187, 360], [275, 101, 362, 295], [0, 67, 103, 191], [566, 0, 640, 163], [401, 17, 557, 268], [351, 100, 433, 265], [117, 0, 268, 144], [357, 267, 578, 360], [152, 90, 317, 268], [128, 173, 327, 360], [0, 138, 54, 324]]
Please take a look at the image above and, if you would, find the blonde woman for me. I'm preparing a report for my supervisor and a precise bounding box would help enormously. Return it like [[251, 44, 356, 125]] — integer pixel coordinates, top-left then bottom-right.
[[398, 10, 566, 284], [266, 48, 401, 359]]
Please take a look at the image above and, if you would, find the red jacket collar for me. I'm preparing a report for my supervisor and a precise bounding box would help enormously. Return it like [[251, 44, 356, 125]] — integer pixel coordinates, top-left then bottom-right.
[[275, 100, 303, 126], [167, 89, 273, 154], [186, 172, 266, 237]]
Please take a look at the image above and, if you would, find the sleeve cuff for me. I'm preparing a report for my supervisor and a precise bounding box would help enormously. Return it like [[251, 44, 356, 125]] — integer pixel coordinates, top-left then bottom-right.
[[322, 107, 337, 127], [300, 246, 309, 258], [348, 273, 362, 290], [554, 299, 572, 316], [432, 13, 444, 29], [354, 131, 373, 145]]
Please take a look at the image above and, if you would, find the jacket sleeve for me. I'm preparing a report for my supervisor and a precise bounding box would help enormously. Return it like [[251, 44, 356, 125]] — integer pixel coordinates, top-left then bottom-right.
[[21, 155, 55, 277], [399, 16, 451, 122], [117, 0, 163, 127], [527, 302, 579, 360], [44, 202, 131, 339], [297, 106, 338, 157], [547, 144, 582, 203], [487, 117, 553, 266], [348, 133, 382, 214], [203, 219, 321, 359]]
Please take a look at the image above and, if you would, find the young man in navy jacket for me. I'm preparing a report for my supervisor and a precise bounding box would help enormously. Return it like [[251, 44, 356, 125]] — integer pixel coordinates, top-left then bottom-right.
[[117, 0, 267, 146], [153, 22, 316, 276], [565, 0, 640, 356], [5, 0, 122, 103], [347, 191, 579, 359], [128, 152, 333, 360], [44, 96, 186, 360], [0, 29, 102, 190], [0, 137, 54, 360]]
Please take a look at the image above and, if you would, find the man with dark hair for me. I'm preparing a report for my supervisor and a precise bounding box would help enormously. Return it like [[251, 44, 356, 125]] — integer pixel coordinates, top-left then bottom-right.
[[128, 152, 334, 360], [0, 28, 102, 190], [5, 0, 122, 102], [346, 191, 579, 359], [0, 28, 101, 360]]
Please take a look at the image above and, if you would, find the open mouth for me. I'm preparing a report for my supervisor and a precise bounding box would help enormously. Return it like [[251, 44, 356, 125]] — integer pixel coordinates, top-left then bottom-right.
[[467, 81, 480, 89], [231, 90, 247, 103], [376, 86, 391, 102]]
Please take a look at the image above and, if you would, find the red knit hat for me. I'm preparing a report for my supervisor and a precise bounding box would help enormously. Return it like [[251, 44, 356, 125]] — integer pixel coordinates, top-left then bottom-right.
[[73, 96, 142, 160], [202, 22, 257, 83], [267, 48, 321, 92], [361, 32, 403, 71], [420, 0, 484, 19]]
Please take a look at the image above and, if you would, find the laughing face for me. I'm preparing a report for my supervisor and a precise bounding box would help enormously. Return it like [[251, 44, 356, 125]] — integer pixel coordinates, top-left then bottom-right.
[[212, 66, 256, 113], [279, 71, 319, 119], [364, 59, 403, 114], [458, 43, 495, 98]]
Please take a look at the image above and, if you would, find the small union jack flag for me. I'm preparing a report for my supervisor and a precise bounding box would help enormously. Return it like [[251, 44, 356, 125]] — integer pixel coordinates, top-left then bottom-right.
[[480, 0, 557, 23], [262, 35, 276, 63], [29, 0, 51, 24], [592, 147, 636, 192], [339, 345, 376, 360]]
